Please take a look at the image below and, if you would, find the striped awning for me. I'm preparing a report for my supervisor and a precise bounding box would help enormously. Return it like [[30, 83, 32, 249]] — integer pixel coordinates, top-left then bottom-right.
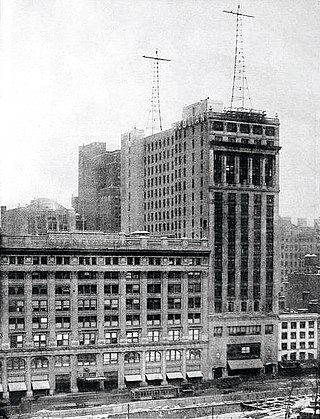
[[146, 373, 163, 381], [228, 359, 263, 370], [166, 372, 184, 380], [8, 382, 27, 392], [125, 375, 142, 382], [32, 381, 50, 390], [186, 371, 203, 378]]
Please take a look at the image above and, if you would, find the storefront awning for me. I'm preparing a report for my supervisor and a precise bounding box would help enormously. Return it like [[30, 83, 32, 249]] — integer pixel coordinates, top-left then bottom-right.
[[0, 384, 3, 392], [8, 382, 27, 392], [125, 375, 142, 382], [186, 371, 203, 378], [146, 373, 163, 381], [228, 359, 263, 370], [32, 381, 50, 390], [166, 372, 184, 380]]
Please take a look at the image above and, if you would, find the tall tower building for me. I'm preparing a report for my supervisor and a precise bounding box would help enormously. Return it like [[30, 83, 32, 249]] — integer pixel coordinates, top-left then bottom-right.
[[74, 143, 121, 233], [121, 98, 280, 375]]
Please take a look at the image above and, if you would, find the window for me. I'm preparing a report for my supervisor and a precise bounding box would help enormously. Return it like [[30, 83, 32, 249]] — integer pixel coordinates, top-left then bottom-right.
[[127, 257, 140, 265], [31, 356, 49, 369], [166, 350, 181, 361], [309, 321, 315, 329], [104, 299, 118, 311], [55, 355, 70, 367], [148, 257, 161, 265], [78, 316, 97, 328], [241, 301, 247, 312], [186, 349, 201, 360], [300, 321, 306, 329], [241, 346, 250, 354], [168, 313, 181, 325], [168, 298, 181, 310], [10, 334, 24, 349], [147, 314, 161, 326], [55, 300, 70, 311], [168, 329, 180, 341], [9, 317, 25, 330], [291, 322, 297, 329], [265, 324, 274, 335], [55, 285, 70, 295], [291, 332, 296, 339], [33, 334, 47, 348], [188, 313, 201, 324], [282, 332, 288, 340], [32, 300, 48, 312], [78, 284, 97, 294], [55, 271, 71, 279], [104, 353, 118, 365], [9, 285, 24, 295], [9, 300, 25, 313], [147, 283, 161, 293], [77, 353, 96, 366], [189, 329, 200, 341], [32, 317, 48, 329], [126, 298, 140, 310], [300, 332, 306, 339], [9, 271, 25, 279], [7, 357, 25, 370], [148, 330, 160, 342], [309, 341, 315, 349], [300, 342, 306, 349], [105, 331, 118, 344], [147, 298, 161, 310], [309, 331, 315, 339], [126, 331, 139, 343], [126, 314, 140, 326], [104, 284, 119, 294], [213, 327, 222, 336], [282, 322, 288, 329], [126, 283, 140, 294], [124, 352, 140, 363], [104, 315, 119, 327], [188, 297, 201, 309], [57, 333, 69, 346], [290, 342, 296, 349], [32, 272, 48, 280], [56, 316, 70, 329], [105, 257, 119, 265], [281, 343, 287, 350], [168, 283, 181, 294], [79, 332, 96, 345], [32, 285, 47, 295]]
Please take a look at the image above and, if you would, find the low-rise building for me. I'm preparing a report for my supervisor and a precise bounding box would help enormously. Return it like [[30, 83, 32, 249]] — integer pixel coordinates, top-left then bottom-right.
[[278, 312, 318, 372]]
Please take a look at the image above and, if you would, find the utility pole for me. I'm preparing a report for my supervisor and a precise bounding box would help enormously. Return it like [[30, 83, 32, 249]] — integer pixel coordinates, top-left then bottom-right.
[[143, 50, 171, 136], [223, 4, 254, 110]]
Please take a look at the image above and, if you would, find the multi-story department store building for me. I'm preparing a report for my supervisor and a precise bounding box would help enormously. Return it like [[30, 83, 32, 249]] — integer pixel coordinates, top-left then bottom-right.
[[0, 232, 210, 401]]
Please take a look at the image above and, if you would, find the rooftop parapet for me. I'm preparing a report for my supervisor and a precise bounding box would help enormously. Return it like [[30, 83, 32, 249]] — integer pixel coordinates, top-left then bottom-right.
[[0, 231, 209, 252]]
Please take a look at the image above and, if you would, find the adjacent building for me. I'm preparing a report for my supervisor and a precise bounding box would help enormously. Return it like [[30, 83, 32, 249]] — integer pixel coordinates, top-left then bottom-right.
[[73, 143, 121, 233], [278, 312, 318, 372], [0, 199, 76, 236]]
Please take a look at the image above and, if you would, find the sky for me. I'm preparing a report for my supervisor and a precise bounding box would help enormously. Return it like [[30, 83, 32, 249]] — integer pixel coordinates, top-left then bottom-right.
[[0, 0, 319, 223]]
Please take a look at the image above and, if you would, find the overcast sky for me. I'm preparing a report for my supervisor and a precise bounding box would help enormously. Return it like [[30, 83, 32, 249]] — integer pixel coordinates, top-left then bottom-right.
[[0, 0, 319, 223]]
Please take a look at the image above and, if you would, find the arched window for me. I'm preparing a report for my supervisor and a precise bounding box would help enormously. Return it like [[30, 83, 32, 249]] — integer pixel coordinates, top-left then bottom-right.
[[124, 352, 140, 364], [186, 349, 201, 360], [166, 350, 181, 361], [31, 356, 49, 369], [7, 357, 25, 370], [146, 351, 161, 362]]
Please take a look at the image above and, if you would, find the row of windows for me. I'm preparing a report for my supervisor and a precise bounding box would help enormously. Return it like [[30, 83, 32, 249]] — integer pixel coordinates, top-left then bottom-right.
[[211, 121, 276, 137], [213, 324, 274, 336], [4, 256, 206, 267], [281, 342, 315, 350], [281, 321, 315, 329], [281, 331, 315, 340], [8, 327, 203, 348], [5, 348, 202, 371]]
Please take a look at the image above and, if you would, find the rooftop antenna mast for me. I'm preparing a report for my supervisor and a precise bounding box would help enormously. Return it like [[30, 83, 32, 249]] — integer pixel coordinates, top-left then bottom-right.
[[143, 50, 171, 135], [223, 4, 254, 110]]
